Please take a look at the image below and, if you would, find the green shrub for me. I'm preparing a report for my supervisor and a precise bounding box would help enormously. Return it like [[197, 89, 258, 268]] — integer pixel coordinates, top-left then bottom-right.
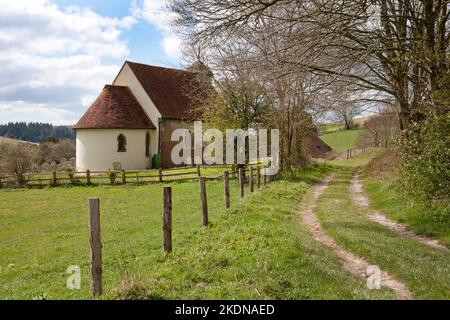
[[396, 113, 450, 203]]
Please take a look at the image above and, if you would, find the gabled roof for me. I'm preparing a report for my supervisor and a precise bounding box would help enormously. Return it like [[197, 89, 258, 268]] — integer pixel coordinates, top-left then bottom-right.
[[74, 85, 155, 130], [125, 61, 212, 120], [310, 133, 333, 158]]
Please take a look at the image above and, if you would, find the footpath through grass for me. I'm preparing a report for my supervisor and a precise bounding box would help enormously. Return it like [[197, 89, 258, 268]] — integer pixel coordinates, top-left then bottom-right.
[[315, 168, 450, 299], [107, 165, 399, 300], [363, 177, 450, 247], [361, 152, 450, 248], [1, 164, 397, 299]]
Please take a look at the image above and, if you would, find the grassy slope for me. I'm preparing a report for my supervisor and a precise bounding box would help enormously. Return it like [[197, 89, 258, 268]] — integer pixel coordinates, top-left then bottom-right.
[[317, 123, 343, 135], [315, 168, 450, 299], [329, 148, 383, 167], [320, 129, 363, 153], [362, 153, 450, 247], [0, 164, 395, 300], [0, 136, 38, 145]]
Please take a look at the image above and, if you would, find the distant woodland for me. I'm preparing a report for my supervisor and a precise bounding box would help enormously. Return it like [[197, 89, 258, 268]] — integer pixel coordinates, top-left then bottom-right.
[[0, 122, 75, 143]]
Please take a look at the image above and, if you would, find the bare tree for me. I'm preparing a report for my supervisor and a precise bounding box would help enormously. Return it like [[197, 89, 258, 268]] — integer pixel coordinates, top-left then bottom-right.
[[170, 0, 449, 129], [361, 112, 400, 147], [0, 143, 39, 185], [39, 139, 76, 163]]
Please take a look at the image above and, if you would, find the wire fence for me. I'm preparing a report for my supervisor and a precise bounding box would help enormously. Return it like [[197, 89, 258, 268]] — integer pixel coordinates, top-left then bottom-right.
[[0, 165, 273, 299]]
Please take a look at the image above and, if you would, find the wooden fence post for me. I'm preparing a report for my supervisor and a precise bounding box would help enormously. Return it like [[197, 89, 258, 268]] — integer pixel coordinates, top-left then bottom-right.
[[224, 171, 230, 209], [162, 186, 172, 253], [264, 174, 267, 186], [88, 198, 102, 299], [158, 168, 163, 182], [196, 164, 201, 177], [199, 177, 208, 226], [249, 166, 254, 193], [122, 170, 126, 184], [239, 168, 244, 198], [52, 171, 57, 187], [86, 169, 91, 185], [256, 167, 261, 189]]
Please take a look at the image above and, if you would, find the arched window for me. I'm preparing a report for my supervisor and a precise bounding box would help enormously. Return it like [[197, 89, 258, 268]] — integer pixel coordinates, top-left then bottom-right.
[[145, 131, 151, 157], [117, 134, 127, 152]]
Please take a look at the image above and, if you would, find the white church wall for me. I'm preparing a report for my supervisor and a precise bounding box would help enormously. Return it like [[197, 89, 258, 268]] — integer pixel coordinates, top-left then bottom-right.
[[76, 129, 157, 171], [113, 63, 160, 156]]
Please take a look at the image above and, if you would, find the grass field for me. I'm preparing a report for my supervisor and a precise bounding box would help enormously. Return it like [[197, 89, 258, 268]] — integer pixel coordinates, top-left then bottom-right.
[[1, 146, 448, 299], [0, 164, 400, 300], [328, 148, 384, 167], [0, 136, 38, 145], [0, 178, 243, 299], [320, 129, 363, 153], [317, 123, 343, 135]]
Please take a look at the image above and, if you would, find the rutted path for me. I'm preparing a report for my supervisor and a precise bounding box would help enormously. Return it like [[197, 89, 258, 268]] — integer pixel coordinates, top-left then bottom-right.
[[349, 173, 448, 251], [300, 174, 412, 300]]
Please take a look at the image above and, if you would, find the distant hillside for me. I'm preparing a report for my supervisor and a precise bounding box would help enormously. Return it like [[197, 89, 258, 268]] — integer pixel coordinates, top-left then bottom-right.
[[0, 136, 39, 145], [0, 122, 75, 143], [320, 129, 363, 153]]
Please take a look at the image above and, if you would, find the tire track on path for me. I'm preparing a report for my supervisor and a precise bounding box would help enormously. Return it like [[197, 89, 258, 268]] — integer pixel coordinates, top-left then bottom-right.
[[300, 174, 412, 299], [349, 173, 448, 251]]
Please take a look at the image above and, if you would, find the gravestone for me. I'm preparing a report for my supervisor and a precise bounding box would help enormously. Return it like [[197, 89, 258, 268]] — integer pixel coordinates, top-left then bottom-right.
[[113, 161, 122, 171]]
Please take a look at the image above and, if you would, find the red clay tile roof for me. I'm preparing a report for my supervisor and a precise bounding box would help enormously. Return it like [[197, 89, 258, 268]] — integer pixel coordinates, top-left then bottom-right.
[[310, 133, 333, 158], [74, 85, 155, 129], [126, 61, 212, 120]]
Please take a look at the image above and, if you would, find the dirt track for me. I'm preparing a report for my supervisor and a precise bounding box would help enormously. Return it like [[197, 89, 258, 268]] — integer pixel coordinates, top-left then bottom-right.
[[349, 174, 448, 251], [300, 174, 412, 299]]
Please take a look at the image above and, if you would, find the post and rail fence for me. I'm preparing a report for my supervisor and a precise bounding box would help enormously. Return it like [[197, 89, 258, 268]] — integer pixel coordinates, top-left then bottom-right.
[[0, 163, 267, 190], [82, 163, 274, 299]]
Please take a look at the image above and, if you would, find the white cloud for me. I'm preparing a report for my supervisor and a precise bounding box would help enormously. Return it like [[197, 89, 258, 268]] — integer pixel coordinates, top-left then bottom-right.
[[0, 101, 79, 125], [0, 0, 136, 125], [139, 0, 182, 60], [162, 35, 182, 59]]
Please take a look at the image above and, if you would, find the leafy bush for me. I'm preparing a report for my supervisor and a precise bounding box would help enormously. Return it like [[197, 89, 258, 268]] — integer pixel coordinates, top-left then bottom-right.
[[396, 113, 450, 203]]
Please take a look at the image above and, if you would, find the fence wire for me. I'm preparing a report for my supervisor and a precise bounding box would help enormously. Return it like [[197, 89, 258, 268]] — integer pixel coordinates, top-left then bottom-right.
[[0, 167, 263, 299]]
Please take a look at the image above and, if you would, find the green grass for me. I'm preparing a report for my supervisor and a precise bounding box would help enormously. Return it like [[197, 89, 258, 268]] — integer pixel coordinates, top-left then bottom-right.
[[2, 158, 447, 300], [0, 164, 396, 300], [329, 148, 384, 167], [315, 168, 450, 299], [363, 175, 450, 248], [0, 178, 242, 299], [317, 123, 343, 135], [320, 129, 363, 153]]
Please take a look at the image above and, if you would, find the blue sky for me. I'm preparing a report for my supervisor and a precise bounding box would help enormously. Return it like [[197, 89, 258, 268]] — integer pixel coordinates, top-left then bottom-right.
[[0, 0, 184, 125]]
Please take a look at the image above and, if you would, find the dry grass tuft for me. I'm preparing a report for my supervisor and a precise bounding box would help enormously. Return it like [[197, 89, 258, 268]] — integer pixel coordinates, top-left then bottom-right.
[[366, 150, 398, 179]]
